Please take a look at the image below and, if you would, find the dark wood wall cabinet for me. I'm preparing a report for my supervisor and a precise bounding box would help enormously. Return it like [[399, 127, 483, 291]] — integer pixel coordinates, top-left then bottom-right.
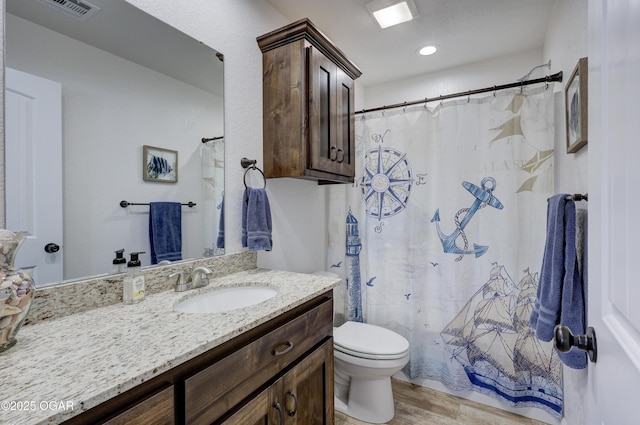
[[63, 292, 334, 425], [257, 18, 362, 184]]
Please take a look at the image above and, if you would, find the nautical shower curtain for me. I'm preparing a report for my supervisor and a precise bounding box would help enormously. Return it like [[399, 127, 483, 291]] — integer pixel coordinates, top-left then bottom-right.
[[201, 139, 225, 256], [327, 88, 563, 418]]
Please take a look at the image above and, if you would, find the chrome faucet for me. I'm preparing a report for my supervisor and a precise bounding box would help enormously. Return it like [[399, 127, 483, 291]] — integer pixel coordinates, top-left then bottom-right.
[[171, 266, 214, 292], [190, 266, 213, 289], [170, 271, 189, 292]]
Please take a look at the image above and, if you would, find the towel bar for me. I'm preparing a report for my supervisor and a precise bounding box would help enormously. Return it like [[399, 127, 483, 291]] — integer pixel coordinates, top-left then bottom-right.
[[120, 200, 196, 208], [566, 193, 588, 201], [547, 193, 588, 202]]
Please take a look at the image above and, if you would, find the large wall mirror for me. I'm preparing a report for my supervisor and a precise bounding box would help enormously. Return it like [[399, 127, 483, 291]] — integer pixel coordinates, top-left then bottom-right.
[[5, 0, 225, 286]]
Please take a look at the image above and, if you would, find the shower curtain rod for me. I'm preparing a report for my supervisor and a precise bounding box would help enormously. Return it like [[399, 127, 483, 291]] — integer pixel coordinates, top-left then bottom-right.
[[356, 71, 563, 115], [201, 136, 224, 143]]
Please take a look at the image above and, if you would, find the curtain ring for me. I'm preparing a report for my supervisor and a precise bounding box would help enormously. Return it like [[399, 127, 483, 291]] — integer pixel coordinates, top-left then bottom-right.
[[520, 81, 524, 94], [424, 97, 428, 108], [403, 101, 407, 112], [467, 90, 471, 103], [493, 85, 497, 97], [382, 106, 386, 116]]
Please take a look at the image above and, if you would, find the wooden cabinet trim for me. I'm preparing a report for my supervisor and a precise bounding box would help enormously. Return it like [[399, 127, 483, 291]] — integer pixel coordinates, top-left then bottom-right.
[[257, 18, 362, 80]]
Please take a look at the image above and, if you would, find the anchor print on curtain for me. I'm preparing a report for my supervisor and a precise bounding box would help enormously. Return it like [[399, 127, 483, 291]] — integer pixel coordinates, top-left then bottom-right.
[[327, 87, 562, 420]]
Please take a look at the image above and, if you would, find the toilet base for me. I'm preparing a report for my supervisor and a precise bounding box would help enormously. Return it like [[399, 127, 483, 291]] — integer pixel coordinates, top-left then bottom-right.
[[335, 375, 395, 424]]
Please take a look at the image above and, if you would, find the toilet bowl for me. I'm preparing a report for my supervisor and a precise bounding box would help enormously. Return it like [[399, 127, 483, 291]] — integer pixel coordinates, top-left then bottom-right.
[[333, 321, 410, 424]]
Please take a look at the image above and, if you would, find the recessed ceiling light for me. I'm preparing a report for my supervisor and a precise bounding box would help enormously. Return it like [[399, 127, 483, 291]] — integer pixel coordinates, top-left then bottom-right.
[[418, 45, 438, 56], [366, 0, 419, 29]]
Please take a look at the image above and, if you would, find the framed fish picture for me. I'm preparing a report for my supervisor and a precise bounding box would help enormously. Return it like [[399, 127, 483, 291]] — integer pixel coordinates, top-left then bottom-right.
[[143, 145, 178, 183], [565, 57, 588, 154]]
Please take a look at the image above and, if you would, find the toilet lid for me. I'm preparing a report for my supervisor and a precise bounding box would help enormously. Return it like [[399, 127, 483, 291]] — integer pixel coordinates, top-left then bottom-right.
[[334, 321, 409, 358]]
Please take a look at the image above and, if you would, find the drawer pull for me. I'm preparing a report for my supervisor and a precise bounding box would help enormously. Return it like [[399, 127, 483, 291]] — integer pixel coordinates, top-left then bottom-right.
[[330, 146, 338, 161], [272, 341, 294, 356], [336, 148, 345, 163], [274, 402, 285, 425], [286, 390, 298, 416]]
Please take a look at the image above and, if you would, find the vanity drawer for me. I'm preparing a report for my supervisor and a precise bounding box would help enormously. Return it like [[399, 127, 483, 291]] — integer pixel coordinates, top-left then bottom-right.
[[102, 385, 174, 425], [183, 297, 333, 425]]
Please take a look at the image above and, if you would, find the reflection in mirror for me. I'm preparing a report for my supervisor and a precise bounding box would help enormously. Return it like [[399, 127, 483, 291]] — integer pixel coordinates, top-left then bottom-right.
[[5, 0, 225, 286]]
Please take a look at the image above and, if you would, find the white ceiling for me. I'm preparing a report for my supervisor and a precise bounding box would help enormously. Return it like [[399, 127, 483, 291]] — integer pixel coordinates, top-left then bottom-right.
[[265, 0, 555, 87]]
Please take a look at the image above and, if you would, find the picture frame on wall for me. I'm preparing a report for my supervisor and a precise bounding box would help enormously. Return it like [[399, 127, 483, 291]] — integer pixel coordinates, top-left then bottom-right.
[[565, 57, 588, 154], [143, 145, 178, 183]]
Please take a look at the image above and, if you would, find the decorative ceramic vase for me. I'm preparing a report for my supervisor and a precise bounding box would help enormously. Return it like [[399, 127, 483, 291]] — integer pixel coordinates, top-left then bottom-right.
[[0, 230, 35, 352]]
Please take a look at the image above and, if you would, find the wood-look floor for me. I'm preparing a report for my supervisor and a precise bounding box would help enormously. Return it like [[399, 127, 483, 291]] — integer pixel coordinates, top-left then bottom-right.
[[335, 379, 549, 425]]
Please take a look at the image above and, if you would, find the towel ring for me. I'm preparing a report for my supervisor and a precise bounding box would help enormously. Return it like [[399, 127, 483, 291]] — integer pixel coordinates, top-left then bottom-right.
[[241, 157, 267, 189]]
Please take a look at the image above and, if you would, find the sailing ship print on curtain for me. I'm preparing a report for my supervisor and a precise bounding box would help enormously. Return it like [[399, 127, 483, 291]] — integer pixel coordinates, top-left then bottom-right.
[[327, 87, 562, 420]]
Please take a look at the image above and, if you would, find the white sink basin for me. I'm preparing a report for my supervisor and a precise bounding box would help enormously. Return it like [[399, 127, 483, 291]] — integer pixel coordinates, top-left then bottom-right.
[[174, 285, 278, 314]]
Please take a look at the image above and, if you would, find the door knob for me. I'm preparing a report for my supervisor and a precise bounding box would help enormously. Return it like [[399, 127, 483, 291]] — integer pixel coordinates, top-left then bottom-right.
[[44, 243, 60, 253], [554, 325, 597, 363]]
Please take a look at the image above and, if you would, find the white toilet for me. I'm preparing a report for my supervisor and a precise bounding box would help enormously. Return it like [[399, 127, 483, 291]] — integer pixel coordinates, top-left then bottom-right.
[[333, 321, 410, 424]]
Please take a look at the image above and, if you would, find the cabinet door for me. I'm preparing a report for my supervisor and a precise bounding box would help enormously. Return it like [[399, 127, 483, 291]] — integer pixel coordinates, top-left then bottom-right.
[[308, 46, 338, 175], [308, 46, 355, 180], [335, 68, 355, 178], [283, 339, 334, 425], [222, 386, 276, 425]]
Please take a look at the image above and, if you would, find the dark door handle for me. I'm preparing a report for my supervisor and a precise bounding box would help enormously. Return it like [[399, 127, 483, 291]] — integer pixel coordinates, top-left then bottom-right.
[[286, 390, 298, 417], [273, 402, 285, 425], [554, 325, 597, 363], [44, 243, 60, 253]]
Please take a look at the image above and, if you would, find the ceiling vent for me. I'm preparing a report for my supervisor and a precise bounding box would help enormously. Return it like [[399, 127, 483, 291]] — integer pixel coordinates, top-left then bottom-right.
[[33, 0, 100, 21]]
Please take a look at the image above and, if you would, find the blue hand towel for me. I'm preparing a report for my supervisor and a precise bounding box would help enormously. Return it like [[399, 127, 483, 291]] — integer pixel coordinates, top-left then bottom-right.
[[530, 194, 587, 369], [149, 202, 183, 264], [216, 193, 225, 249], [242, 187, 272, 251]]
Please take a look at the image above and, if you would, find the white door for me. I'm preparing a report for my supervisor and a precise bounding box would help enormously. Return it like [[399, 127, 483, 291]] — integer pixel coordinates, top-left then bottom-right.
[[5, 68, 63, 286], [586, 1, 640, 424]]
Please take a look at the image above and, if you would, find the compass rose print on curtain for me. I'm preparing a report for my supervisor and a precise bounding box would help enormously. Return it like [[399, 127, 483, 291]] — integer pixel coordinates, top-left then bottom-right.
[[361, 144, 413, 223]]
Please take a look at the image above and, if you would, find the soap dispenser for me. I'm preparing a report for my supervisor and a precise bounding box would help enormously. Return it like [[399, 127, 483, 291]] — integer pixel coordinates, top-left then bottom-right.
[[123, 251, 145, 304], [111, 249, 126, 274]]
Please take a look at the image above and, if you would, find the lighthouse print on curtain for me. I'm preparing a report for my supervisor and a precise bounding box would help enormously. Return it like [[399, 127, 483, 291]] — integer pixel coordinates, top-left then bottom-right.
[[345, 209, 364, 323], [327, 87, 563, 420]]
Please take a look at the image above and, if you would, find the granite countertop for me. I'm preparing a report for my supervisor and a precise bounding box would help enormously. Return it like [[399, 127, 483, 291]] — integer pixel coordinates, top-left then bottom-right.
[[0, 268, 339, 425]]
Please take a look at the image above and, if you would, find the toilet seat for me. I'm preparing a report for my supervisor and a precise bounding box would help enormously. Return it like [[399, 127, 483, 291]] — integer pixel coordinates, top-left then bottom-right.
[[334, 321, 410, 360]]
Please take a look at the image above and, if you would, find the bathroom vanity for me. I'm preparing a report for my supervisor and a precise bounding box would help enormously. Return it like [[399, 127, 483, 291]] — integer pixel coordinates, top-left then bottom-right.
[[0, 268, 338, 425], [257, 18, 362, 184]]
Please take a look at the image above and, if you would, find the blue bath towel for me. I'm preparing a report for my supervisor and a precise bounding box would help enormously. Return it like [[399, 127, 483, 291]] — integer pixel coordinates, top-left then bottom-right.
[[149, 202, 183, 264], [242, 187, 272, 251], [530, 194, 587, 369]]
